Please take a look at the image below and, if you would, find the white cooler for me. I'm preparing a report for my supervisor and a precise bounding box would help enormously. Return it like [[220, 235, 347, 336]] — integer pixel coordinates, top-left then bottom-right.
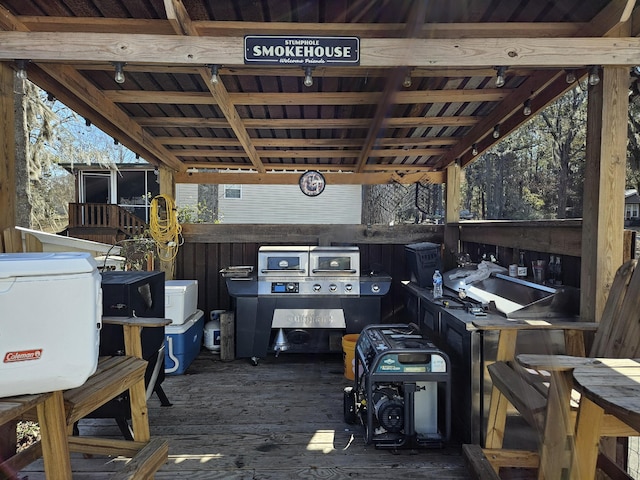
[[165, 279, 198, 325], [0, 252, 102, 397]]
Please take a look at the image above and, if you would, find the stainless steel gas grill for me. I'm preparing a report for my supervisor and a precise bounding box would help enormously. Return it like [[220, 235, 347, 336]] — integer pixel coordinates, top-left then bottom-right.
[[224, 245, 392, 365]]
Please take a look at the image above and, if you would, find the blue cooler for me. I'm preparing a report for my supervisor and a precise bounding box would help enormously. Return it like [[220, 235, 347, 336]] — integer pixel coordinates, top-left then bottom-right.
[[164, 309, 204, 375]]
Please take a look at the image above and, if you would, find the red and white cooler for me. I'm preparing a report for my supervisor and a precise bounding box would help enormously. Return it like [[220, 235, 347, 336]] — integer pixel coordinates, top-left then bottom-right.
[[0, 252, 102, 397]]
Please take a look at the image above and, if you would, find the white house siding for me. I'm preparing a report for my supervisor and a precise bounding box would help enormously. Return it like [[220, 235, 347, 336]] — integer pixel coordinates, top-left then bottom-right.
[[176, 184, 199, 209], [218, 184, 362, 224]]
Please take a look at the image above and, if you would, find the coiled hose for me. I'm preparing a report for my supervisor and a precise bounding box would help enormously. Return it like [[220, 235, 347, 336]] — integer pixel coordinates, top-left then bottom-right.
[[149, 194, 182, 262]]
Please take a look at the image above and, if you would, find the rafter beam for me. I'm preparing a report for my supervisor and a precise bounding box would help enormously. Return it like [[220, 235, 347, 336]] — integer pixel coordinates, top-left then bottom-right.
[[4, 33, 640, 67], [171, 148, 448, 158], [134, 116, 479, 129], [15, 16, 586, 39], [174, 171, 444, 185], [0, 5, 184, 172], [164, 0, 265, 173], [156, 137, 459, 147], [103, 90, 509, 105]]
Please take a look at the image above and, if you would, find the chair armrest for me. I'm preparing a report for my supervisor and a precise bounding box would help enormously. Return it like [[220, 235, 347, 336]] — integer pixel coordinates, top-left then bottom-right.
[[516, 354, 597, 372]]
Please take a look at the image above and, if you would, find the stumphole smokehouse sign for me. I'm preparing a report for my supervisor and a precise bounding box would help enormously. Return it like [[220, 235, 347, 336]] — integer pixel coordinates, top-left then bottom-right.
[[244, 35, 360, 65]]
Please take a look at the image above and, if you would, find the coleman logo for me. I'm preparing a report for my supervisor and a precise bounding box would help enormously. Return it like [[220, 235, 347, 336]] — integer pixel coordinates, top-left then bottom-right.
[[4, 349, 43, 363]]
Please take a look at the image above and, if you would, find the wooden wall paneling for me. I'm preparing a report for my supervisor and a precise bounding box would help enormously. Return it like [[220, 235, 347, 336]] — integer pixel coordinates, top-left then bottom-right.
[[0, 63, 15, 231]]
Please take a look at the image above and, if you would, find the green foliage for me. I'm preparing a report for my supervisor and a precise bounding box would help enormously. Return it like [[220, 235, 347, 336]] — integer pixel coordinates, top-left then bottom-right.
[[461, 82, 588, 220], [119, 234, 156, 271], [177, 202, 220, 223]]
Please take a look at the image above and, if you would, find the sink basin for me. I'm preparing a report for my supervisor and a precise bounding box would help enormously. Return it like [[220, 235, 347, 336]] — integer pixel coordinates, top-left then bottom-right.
[[444, 269, 579, 319]]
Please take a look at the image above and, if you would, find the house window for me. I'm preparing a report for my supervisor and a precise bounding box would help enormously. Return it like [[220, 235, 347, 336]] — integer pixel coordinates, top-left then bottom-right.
[[224, 185, 242, 199]]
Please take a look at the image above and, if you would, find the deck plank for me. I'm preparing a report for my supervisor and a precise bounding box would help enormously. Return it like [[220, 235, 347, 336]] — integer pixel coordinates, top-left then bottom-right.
[[20, 351, 471, 479]]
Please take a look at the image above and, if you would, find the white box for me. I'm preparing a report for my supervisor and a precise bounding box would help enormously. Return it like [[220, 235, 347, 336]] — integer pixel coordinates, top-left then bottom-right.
[[165, 280, 198, 325], [0, 252, 101, 397]]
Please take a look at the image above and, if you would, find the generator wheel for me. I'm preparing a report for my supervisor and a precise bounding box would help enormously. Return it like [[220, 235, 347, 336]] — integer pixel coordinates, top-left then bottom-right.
[[343, 387, 357, 424]]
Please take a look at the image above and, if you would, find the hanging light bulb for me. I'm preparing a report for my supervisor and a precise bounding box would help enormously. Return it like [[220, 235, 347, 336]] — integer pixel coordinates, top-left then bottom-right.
[[494, 66, 507, 88], [403, 69, 412, 88], [588, 66, 600, 86], [84, 118, 91, 129], [304, 66, 313, 87], [15, 59, 28, 80], [47, 92, 55, 102], [472, 144, 478, 156], [113, 138, 119, 145], [523, 99, 532, 116], [493, 124, 501, 139], [565, 70, 577, 84], [112, 62, 126, 84], [209, 64, 219, 85]]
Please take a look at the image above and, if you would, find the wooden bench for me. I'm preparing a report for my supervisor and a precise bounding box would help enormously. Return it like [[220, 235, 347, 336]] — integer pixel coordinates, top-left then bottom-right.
[[463, 258, 640, 479], [1, 356, 168, 479]]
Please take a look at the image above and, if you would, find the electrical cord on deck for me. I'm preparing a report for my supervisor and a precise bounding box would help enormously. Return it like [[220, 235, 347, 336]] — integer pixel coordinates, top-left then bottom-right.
[[149, 194, 183, 262]]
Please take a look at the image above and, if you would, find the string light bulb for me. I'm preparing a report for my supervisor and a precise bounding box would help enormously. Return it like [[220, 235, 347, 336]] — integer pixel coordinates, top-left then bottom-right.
[[112, 62, 126, 84], [523, 99, 532, 116], [565, 70, 577, 84], [304, 66, 313, 87], [403, 69, 412, 88], [494, 66, 507, 88], [472, 144, 478, 156], [493, 124, 501, 139], [15, 59, 28, 80], [588, 66, 600, 86], [209, 64, 219, 85], [84, 118, 91, 129]]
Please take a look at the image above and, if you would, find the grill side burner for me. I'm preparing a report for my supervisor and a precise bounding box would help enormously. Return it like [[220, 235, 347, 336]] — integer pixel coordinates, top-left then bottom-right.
[[225, 245, 391, 364]]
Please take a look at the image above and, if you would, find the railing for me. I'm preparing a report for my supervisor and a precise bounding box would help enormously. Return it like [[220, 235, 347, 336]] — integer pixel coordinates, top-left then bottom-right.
[[68, 203, 147, 238]]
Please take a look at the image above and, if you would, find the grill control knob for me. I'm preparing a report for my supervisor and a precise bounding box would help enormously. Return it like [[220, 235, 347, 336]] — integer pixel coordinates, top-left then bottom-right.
[[313, 284, 321, 292], [329, 284, 337, 292], [345, 284, 353, 292], [287, 283, 296, 291], [371, 283, 380, 293]]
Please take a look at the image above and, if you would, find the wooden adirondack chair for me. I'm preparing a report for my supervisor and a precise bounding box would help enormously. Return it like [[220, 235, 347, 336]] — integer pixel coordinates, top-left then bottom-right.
[[0, 226, 169, 478], [463, 258, 640, 479]]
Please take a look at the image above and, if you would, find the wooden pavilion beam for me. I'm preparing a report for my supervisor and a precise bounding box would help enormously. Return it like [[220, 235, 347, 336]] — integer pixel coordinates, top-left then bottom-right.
[[0, 5, 185, 172], [102, 90, 510, 105], [174, 171, 444, 185], [133, 116, 479, 129], [17, 17, 587, 39], [5, 33, 640, 66], [164, 0, 265, 173], [155, 137, 459, 147], [170, 148, 448, 158]]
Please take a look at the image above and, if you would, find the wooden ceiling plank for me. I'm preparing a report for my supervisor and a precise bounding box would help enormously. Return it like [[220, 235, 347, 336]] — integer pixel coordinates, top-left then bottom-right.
[[583, 0, 637, 37], [193, 21, 584, 39], [18, 16, 175, 35], [15, 16, 585, 39], [439, 1, 638, 169], [174, 171, 444, 185], [164, 0, 198, 36], [103, 90, 509, 105], [437, 70, 561, 167], [4, 33, 640, 67], [164, 0, 266, 173], [172, 147, 449, 158], [0, 5, 184, 172], [135, 116, 478, 128], [156, 136, 459, 147]]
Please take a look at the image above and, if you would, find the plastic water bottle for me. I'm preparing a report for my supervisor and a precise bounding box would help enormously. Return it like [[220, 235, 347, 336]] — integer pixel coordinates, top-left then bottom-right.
[[432, 269, 443, 299]]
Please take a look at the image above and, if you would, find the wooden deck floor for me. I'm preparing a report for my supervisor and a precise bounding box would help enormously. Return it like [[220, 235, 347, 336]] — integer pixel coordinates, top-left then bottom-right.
[[20, 351, 472, 479]]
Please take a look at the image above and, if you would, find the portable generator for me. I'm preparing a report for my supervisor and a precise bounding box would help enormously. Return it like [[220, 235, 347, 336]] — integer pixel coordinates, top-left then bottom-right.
[[343, 323, 451, 449]]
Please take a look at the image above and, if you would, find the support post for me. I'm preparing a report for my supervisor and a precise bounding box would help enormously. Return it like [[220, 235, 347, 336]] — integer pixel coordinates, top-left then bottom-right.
[[581, 66, 629, 322], [444, 161, 461, 270]]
